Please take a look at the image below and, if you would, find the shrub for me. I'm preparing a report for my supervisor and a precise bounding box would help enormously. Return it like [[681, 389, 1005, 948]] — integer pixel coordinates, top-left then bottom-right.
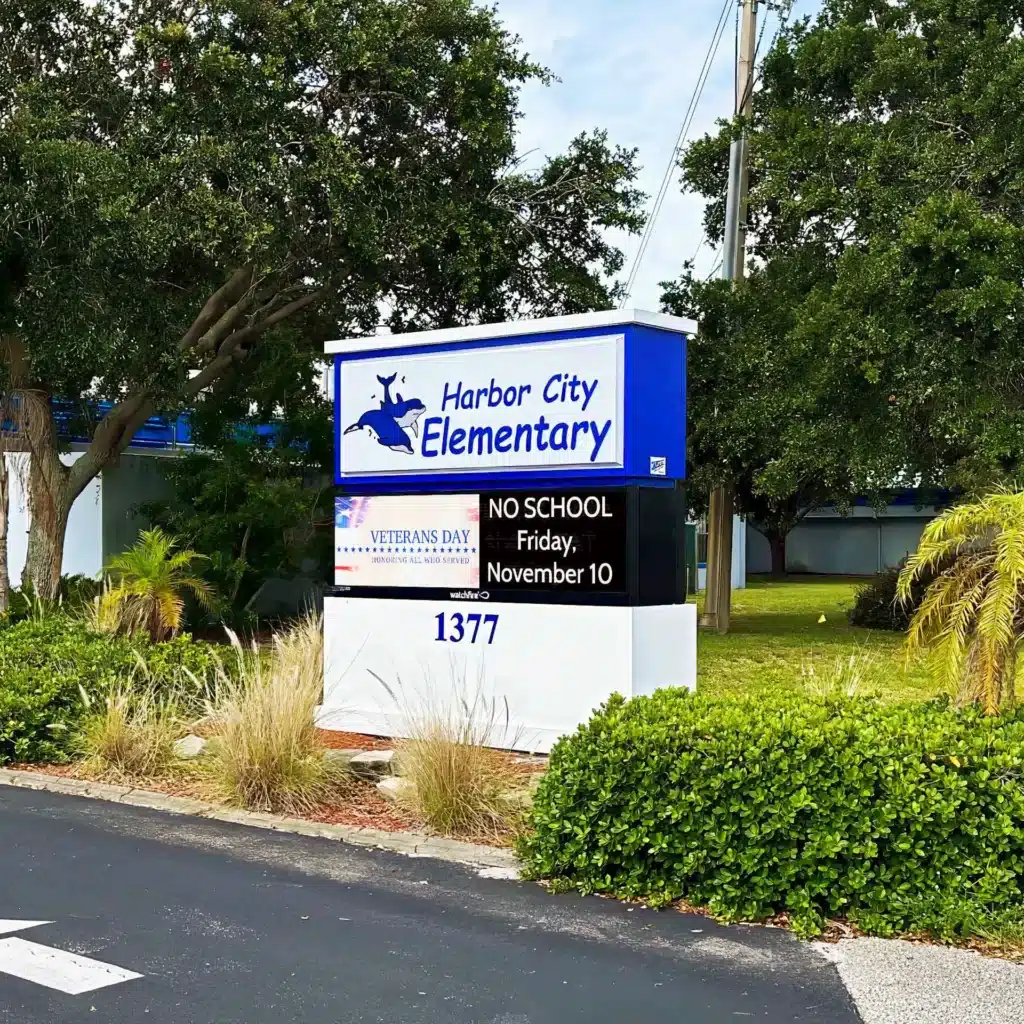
[[519, 689, 1024, 938], [848, 563, 910, 630], [142, 633, 221, 701], [201, 612, 343, 812], [0, 617, 129, 763], [0, 615, 222, 765], [80, 679, 180, 778], [847, 556, 940, 631]]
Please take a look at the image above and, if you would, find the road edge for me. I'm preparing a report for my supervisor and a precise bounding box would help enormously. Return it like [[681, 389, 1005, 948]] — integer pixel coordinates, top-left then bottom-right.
[[0, 767, 520, 873]]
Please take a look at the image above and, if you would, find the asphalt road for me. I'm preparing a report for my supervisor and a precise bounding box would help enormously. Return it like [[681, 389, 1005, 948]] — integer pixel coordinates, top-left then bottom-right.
[[0, 787, 860, 1023]]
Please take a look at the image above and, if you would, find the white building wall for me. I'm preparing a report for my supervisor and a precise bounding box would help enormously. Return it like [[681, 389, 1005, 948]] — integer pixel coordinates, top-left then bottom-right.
[[746, 505, 937, 577], [6, 452, 104, 582], [696, 514, 747, 591]]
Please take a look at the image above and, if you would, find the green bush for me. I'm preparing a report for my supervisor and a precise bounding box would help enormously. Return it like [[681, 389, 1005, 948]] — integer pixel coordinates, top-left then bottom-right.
[[0, 615, 221, 765], [141, 632, 221, 697], [847, 555, 946, 631], [519, 690, 1024, 938], [4, 574, 103, 623]]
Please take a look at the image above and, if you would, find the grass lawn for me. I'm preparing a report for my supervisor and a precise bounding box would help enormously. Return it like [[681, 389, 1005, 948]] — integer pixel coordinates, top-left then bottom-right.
[[696, 575, 937, 702]]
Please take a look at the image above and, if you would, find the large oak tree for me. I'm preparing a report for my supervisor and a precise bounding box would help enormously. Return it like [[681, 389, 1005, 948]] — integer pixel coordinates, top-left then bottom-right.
[[667, 0, 1024, 551], [1, 0, 643, 597]]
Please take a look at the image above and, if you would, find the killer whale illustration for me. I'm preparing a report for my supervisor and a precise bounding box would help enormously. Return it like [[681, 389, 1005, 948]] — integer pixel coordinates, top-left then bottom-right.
[[344, 373, 427, 455]]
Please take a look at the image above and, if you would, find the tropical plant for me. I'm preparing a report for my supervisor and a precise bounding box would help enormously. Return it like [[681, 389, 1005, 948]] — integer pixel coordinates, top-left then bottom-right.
[[102, 529, 215, 642], [898, 490, 1024, 713]]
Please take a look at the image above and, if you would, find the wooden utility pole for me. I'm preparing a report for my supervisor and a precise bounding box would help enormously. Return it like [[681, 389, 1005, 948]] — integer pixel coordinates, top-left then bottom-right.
[[700, 0, 757, 633]]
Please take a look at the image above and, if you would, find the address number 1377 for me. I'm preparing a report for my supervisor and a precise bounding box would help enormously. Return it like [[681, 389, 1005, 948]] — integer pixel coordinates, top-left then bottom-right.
[[435, 612, 499, 644]]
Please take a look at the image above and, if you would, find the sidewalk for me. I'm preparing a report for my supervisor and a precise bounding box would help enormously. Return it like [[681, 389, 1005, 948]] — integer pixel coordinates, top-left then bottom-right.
[[817, 937, 1024, 1024]]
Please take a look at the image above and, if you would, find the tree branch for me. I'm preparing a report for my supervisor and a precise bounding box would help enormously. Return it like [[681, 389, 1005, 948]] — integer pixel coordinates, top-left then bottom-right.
[[217, 288, 325, 356], [67, 283, 325, 504], [178, 264, 255, 353]]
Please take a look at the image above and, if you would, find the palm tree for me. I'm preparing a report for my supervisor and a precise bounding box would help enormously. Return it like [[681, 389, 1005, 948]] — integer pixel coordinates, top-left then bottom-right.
[[103, 528, 215, 642], [898, 489, 1024, 713]]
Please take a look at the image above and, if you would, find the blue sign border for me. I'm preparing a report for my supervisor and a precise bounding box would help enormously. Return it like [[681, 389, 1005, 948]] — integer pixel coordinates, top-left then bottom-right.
[[333, 321, 686, 493]]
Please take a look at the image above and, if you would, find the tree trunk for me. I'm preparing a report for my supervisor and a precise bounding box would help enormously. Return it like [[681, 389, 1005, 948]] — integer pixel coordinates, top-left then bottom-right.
[[23, 488, 72, 601], [699, 484, 734, 632], [768, 530, 787, 577], [22, 431, 72, 601]]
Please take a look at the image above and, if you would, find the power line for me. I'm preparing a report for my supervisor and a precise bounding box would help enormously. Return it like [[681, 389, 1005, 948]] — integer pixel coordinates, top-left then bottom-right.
[[689, 1, 797, 282], [619, 0, 732, 306], [689, 233, 708, 268], [705, 244, 723, 280]]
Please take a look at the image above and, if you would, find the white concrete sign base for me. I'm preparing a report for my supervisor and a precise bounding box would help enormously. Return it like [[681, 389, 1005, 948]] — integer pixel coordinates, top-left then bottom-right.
[[320, 596, 696, 753]]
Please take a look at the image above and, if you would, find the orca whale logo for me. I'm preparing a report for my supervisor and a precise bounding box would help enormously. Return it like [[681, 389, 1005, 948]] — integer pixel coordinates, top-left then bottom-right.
[[344, 373, 426, 455]]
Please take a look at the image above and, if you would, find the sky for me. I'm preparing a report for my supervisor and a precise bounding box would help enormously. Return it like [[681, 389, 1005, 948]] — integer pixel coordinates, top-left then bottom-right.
[[493, 0, 796, 312]]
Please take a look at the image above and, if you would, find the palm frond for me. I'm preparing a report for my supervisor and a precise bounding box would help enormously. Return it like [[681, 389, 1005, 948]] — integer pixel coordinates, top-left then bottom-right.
[[100, 528, 218, 641], [905, 490, 1024, 713]]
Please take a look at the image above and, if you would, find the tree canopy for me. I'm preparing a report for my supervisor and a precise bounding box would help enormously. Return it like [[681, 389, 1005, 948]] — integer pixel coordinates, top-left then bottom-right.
[[668, 0, 1024, 526], [0, 0, 644, 594]]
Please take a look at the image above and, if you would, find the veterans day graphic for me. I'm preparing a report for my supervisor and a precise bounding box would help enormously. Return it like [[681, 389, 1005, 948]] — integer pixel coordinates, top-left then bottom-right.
[[334, 495, 480, 588]]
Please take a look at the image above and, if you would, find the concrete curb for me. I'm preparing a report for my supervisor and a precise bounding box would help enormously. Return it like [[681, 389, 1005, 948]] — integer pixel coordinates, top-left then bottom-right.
[[0, 768, 520, 873]]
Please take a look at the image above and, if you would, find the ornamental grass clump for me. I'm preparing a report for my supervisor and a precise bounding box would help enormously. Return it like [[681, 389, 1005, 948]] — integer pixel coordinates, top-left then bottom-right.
[[202, 612, 344, 813], [378, 671, 526, 840], [79, 676, 181, 779]]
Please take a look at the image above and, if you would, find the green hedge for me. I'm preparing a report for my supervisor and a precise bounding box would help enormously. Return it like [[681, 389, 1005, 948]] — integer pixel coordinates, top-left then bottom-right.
[[519, 690, 1024, 937], [0, 616, 221, 765]]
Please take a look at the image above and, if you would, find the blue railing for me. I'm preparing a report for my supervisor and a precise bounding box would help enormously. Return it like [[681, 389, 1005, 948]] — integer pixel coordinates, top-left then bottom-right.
[[49, 401, 193, 449], [46, 402, 287, 451]]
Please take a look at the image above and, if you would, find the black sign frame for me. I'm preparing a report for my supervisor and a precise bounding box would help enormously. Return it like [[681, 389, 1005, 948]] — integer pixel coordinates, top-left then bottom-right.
[[325, 484, 687, 608]]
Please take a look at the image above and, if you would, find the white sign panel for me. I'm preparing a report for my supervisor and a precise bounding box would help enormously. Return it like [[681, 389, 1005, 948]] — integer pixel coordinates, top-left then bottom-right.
[[335, 494, 479, 587], [338, 335, 625, 477], [320, 596, 697, 753]]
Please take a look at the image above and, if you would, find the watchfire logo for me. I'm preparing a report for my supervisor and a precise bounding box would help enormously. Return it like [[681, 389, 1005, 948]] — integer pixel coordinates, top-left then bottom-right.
[[448, 590, 489, 600]]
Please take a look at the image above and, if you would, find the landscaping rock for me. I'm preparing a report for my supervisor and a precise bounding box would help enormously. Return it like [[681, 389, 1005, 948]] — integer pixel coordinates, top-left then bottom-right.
[[323, 748, 364, 765], [376, 777, 414, 803], [173, 735, 208, 760], [348, 749, 395, 779]]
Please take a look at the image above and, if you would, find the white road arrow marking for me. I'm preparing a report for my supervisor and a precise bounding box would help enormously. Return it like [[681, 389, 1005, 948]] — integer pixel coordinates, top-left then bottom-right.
[[0, 923, 142, 994], [0, 921, 52, 936]]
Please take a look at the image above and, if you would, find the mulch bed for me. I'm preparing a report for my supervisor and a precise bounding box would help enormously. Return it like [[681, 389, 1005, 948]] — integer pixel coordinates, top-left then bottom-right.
[[304, 784, 420, 832], [314, 729, 392, 751], [5, 758, 421, 834], [5, 729, 543, 849]]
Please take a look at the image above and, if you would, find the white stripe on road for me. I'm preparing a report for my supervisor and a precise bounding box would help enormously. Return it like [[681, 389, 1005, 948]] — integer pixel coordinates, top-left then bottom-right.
[[0, 937, 142, 994], [0, 921, 51, 936]]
